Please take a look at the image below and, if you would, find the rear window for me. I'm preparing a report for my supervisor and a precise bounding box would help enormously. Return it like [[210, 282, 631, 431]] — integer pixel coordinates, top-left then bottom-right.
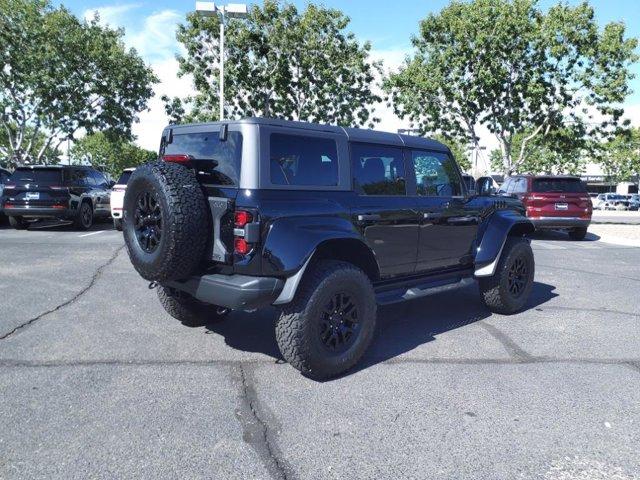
[[163, 131, 243, 186], [532, 178, 586, 193], [270, 134, 338, 186], [117, 171, 133, 185], [9, 168, 63, 186]]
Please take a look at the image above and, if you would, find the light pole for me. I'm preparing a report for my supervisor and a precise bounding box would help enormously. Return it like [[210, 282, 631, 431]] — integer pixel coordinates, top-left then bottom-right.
[[195, 2, 248, 121]]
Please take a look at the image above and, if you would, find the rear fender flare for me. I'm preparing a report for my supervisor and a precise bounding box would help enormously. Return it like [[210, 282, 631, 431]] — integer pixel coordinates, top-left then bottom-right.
[[474, 211, 534, 277]]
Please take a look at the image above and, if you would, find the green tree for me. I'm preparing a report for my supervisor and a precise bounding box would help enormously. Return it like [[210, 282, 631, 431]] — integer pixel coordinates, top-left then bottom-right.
[[595, 127, 640, 182], [0, 124, 62, 167], [432, 134, 472, 171], [70, 133, 156, 177], [384, 0, 638, 176], [0, 0, 157, 168], [166, 0, 381, 127]]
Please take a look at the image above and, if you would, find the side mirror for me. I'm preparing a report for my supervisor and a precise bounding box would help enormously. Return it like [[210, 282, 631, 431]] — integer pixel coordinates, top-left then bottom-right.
[[476, 176, 495, 196]]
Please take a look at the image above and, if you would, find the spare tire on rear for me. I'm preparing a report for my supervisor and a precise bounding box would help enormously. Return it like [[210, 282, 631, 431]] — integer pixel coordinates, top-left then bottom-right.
[[123, 161, 209, 282]]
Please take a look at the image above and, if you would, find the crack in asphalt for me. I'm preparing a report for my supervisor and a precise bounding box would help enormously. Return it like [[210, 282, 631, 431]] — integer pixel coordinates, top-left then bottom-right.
[[537, 264, 640, 282], [2, 357, 640, 368], [536, 305, 640, 319], [236, 364, 295, 480], [478, 321, 536, 362], [0, 246, 124, 340]]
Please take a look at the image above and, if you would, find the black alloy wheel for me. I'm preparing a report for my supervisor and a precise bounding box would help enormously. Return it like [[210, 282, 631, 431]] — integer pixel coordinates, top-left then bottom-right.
[[507, 256, 528, 297], [319, 292, 361, 354], [134, 191, 162, 254], [80, 202, 93, 229]]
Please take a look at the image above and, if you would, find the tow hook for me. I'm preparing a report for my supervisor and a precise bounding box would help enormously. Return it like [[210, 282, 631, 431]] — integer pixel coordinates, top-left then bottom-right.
[[148, 281, 158, 290]]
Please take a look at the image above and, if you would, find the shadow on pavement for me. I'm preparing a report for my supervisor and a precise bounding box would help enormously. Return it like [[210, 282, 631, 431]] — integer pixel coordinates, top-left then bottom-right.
[[202, 281, 558, 377], [5, 217, 115, 232], [529, 230, 601, 242]]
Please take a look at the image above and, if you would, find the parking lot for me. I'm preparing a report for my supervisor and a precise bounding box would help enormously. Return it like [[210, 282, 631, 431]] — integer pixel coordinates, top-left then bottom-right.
[[1, 221, 639, 479]]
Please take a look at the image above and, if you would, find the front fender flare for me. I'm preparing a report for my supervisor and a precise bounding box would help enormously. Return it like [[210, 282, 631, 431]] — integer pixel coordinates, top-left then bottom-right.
[[474, 210, 534, 277]]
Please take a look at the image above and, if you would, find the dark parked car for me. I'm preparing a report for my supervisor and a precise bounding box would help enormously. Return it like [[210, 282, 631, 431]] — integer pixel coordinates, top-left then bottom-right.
[[0, 167, 11, 223], [122, 118, 535, 379], [1, 165, 113, 230], [498, 175, 592, 240]]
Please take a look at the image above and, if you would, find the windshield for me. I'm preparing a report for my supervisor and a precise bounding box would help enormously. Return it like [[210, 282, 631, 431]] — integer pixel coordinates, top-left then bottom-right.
[[163, 131, 243, 186], [532, 178, 586, 193], [9, 168, 63, 186], [117, 170, 133, 185]]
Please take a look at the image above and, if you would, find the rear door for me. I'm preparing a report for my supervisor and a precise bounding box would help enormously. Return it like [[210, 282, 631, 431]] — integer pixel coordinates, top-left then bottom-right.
[[350, 142, 420, 277], [4, 168, 68, 208], [90, 170, 111, 216], [410, 149, 480, 271], [161, 126, 243, 264], [527, 177, 590, 219]]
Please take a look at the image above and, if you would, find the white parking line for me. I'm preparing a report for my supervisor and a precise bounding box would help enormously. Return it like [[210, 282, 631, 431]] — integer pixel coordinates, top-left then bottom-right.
[[78, 230, 105, 238]]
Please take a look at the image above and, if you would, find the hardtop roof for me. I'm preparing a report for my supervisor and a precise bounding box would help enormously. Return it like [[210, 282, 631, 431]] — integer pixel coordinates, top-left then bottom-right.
[[166, 117, 450, 153]]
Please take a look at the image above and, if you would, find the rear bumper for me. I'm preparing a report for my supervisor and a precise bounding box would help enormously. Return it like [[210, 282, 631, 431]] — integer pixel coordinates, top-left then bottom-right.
[[3, 205, 71, 218], [529, 217, 590, 229], [166, 274, 285, 310]]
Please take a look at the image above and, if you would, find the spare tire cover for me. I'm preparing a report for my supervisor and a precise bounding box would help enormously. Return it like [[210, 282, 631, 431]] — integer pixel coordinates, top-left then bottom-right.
[[123, 161, 209, 282]]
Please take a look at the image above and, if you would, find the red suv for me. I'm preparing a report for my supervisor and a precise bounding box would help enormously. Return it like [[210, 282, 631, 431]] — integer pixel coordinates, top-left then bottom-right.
[[498, 175, 592, 240]]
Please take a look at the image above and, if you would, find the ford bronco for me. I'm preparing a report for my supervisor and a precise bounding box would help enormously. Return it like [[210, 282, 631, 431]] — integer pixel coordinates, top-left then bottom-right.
[[122, 118, 535, 379]]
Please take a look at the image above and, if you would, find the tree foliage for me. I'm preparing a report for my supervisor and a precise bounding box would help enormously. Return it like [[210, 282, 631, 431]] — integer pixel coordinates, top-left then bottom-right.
[[0, 0, 157, 168], [432, 134, 472, 172], [384, 0, 638, 176], [70, 133, 156, 177], [594, 127, 640, 182], [166, 0, 381, 127]]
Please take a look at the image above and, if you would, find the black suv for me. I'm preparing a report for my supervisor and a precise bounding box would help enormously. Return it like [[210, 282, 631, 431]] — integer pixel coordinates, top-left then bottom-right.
[[1, 165, 113, 230], [123, 119, 535, 379]]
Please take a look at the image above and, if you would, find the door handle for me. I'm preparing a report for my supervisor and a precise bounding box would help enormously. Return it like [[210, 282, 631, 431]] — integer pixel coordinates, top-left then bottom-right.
[[357, 213, 381, 222]]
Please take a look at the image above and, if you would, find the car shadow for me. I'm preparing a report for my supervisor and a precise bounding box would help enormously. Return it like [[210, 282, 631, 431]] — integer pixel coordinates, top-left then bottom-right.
[[202, 281, 558, 379], [529, 230, 601, 242], [16, 218, 115, 232]]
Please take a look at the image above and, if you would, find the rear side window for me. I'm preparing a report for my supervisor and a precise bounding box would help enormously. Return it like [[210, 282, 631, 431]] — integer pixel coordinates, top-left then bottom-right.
[[270, 134, 338, 186], [117, 171, 133, 185], [410, 150, 462, 196], [533, 178, 586, 193], [351, 143, 405, 195], [164, 131, 243, 186], [10, 168, 62, 186]]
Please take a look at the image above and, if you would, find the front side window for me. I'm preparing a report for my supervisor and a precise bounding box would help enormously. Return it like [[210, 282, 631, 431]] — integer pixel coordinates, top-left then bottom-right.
[[164, 131, 243, 186], [411, 150, 461, 196], [351, 143, 405, 195], [270, 134, 338, 186]]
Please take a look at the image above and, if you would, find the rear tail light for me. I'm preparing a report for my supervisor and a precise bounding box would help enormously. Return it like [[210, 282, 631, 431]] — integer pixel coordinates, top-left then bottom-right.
[[234, 210, 253, 227], [234, 237, 251, 255], [233, 209, 257, 256], [163, 154, 192, 165]]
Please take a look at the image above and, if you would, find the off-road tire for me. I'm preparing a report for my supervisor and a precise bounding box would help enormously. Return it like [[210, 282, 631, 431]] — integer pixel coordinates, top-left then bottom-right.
[[275, 260, 377, 380], [479, 237, 534, 315], [8, 216, 28, 230], [123, 161, 209, 282], [113, 218, 123, 231], [73, 201, 93, 230], [568, 227, 587, 241], [157, 284, 229, 327]]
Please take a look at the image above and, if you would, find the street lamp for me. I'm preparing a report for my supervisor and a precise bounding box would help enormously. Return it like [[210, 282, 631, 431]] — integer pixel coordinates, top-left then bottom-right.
[[195, 2, 248, 121]]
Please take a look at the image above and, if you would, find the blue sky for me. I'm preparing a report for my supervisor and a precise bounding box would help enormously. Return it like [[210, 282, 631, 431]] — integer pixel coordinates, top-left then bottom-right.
[[53, 0, 640, 154]]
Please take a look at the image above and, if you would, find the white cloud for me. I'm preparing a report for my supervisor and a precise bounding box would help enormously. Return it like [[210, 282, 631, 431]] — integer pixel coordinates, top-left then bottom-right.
[[132, 58, 195, 151], [83, 3, 141, 26], [128, 10, 184, 61]]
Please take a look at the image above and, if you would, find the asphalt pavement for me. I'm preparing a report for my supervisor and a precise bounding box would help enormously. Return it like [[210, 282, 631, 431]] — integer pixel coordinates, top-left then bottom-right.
[[1, 220, 639, 479]]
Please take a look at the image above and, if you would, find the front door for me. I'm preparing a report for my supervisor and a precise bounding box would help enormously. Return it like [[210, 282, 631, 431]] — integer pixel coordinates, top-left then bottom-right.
[[350, 143, 420, 278], [409, 149, 480, 272]]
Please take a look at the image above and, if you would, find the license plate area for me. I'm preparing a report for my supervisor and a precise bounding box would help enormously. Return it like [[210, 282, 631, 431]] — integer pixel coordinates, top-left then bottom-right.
[[555, 203, 568, 211], [25, 192, 40, 200]]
